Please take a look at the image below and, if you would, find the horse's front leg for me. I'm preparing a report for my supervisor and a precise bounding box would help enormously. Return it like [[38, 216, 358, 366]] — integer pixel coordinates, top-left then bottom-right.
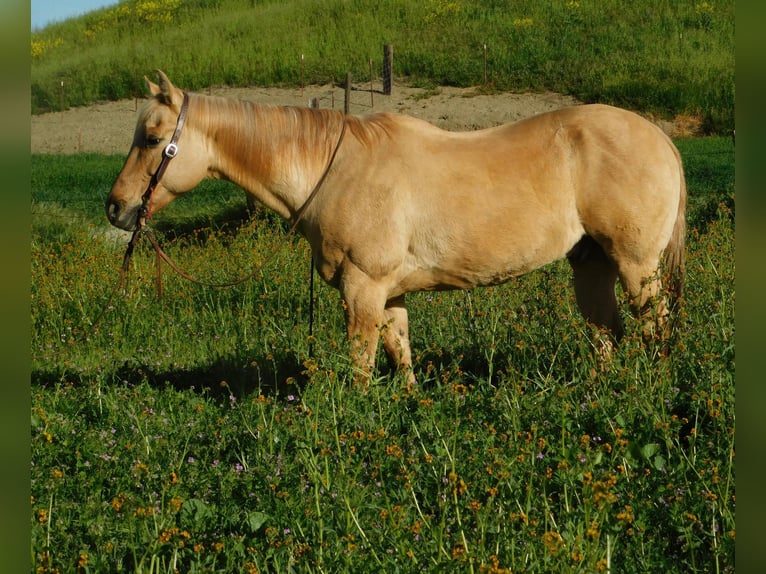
[[339, 266, 387, 386]]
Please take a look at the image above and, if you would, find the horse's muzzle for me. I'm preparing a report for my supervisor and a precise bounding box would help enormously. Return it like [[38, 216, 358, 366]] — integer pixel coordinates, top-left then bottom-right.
[[105, 198, 138, 231]]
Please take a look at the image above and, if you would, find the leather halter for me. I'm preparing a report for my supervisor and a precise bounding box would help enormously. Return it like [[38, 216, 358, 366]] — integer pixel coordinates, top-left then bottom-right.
[[138, 91, 190, 226]]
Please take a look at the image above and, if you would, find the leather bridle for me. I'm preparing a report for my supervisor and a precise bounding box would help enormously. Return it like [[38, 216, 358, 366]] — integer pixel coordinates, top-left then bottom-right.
[[77, 94, 346, 352], [124, 92, 347, 291], [137, 91, 190, 227]]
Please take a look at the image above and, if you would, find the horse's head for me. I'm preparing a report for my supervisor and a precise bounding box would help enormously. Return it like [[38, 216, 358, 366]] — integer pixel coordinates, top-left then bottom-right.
[[106, 70, 208, 230]]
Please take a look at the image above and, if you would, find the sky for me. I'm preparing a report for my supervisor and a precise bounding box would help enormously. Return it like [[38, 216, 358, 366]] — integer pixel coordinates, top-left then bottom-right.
[[31, 0, 120, 30]]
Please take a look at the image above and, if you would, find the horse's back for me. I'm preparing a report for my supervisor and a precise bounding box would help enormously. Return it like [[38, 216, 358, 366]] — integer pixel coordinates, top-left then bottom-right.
[[321, 104, 683, 293]]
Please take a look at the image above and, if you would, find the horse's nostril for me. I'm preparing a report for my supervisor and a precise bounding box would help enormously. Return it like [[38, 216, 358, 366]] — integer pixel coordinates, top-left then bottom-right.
[[106, 201, 119, 223]]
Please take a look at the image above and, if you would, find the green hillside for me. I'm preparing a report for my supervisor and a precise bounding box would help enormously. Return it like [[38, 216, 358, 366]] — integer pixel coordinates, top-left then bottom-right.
[[31, 0, 734, 131]]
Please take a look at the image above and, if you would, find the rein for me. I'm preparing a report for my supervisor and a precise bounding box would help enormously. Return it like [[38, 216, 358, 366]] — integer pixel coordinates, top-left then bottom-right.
[[125, 99, 348, 295]]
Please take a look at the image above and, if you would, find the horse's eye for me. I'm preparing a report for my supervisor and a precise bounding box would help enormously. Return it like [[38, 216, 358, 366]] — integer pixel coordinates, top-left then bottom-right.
[[146, 135, 162, 147]]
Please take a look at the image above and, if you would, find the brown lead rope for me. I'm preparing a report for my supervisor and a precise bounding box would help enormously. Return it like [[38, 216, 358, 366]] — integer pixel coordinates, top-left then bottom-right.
[[49, 106, 345, 356]]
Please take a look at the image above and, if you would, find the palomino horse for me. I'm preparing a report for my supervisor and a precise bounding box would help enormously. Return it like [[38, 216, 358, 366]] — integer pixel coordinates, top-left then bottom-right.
[[107, 71, 686, 384]]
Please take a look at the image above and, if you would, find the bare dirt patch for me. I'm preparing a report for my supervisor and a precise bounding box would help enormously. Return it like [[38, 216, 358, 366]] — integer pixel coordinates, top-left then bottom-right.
[[31, 82, 680, 155], [31, 83, 586, 155]]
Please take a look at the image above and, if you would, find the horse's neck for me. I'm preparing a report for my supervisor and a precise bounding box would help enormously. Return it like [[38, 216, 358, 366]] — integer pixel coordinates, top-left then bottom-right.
[[201, 96, 343, 220]]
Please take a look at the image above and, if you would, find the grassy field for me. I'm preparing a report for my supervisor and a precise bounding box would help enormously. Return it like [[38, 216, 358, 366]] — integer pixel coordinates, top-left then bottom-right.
[[31, 135, 734, 572], [30, 0, 734, 133]]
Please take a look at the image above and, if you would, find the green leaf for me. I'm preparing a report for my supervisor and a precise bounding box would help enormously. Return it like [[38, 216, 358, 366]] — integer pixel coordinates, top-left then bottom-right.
[[641, 443, 660, 460], [180, 498, 214, 528], [246, 510, 270, 533]]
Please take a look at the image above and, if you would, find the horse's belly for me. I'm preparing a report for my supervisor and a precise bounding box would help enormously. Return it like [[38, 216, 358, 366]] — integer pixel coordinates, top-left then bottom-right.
[[396, 224, 582, 294]]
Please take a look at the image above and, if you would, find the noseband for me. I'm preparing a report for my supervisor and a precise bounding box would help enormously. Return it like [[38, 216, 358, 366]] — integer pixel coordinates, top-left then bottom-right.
[[138, 91, 190, 226]]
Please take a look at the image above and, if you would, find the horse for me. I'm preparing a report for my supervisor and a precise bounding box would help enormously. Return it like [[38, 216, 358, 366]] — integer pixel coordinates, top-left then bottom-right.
[[106, 70, 686, 385]]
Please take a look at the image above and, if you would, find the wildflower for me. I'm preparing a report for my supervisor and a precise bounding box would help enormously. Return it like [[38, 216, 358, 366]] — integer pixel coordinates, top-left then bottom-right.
[[542, 530, 564, 554], [480, 554, 511, 574], [617, 505, 634, 524], [78, 552, 89, 568], [111, 494, 126, 512], [386, 444, 403, 458], [451, 383, 468, 395], [169, 496, 183, 513], [585, 520, 598, 539]]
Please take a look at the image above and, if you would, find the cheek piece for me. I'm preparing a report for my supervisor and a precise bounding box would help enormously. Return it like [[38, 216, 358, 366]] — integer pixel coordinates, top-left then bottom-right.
[[139, 92, 189, 225]]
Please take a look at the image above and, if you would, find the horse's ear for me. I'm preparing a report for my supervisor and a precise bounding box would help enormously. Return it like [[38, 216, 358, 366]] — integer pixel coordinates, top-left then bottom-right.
[[145, 75, 161, 97], [145, 70, 182, 107]]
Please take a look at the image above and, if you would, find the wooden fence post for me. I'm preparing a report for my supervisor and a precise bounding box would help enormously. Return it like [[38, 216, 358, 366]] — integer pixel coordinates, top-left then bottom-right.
[[383, 44, 393, 95], [344, 72, 351, 114], [369, 58, 374, 107]]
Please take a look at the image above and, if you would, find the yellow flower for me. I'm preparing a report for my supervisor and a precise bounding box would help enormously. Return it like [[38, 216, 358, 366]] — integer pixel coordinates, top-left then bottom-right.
[[111, 494, 126, 512], [170, 496, 183, 513], [542, 531, 564, 555]]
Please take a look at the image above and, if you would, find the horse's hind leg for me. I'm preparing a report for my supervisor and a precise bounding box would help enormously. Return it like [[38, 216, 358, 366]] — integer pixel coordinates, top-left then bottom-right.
[[616, 260, 669, 343], [381, 295, 416, 386], [567, 236, 624, 349]]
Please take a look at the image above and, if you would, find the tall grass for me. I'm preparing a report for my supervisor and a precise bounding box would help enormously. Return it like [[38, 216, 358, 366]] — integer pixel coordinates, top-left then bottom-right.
[[31, 137, 734, 572], [31, 0, 734, 133]]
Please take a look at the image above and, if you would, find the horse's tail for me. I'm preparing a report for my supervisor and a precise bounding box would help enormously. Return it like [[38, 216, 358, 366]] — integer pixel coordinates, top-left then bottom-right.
[[664, 143, 686, 310]]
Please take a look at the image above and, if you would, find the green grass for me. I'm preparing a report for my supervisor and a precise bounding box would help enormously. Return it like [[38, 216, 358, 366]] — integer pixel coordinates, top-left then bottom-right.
[[31, 0, 734, 133], [31, 137, 734, 572]]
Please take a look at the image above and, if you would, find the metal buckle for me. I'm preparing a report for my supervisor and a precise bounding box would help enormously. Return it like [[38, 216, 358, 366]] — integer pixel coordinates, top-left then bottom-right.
[[164, 142, 179, 158]]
